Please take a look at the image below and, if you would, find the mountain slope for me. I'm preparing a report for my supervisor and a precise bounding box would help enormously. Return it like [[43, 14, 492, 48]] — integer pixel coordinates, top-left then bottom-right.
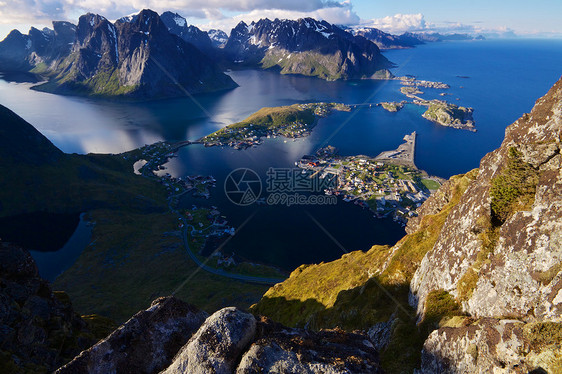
[[224, 18, 393, 81], [411, 75, 562, 321], [0, 104, 64, 165], [208, 29, 229, 48]]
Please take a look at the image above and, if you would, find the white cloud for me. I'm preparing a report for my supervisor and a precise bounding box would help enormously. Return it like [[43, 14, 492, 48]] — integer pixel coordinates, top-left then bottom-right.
[[0, 0, 346, 25], [360, 13, 428, 34], [198, 3, 358, 32]]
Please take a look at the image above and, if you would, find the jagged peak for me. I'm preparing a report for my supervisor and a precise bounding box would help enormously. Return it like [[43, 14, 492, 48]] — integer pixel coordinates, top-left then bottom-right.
[[161, 11, 187, 28]]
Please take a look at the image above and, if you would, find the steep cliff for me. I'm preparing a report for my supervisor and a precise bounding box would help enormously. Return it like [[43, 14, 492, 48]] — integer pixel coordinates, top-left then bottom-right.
[[37, 10, 236, 98], [410, 76, 562, 321]]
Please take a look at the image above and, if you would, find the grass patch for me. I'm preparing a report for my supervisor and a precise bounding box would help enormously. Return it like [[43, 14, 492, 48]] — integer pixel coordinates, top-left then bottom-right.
[[490, 147, 539, 225], [421, 290, 463, 335], [421, 179, 441, 190]]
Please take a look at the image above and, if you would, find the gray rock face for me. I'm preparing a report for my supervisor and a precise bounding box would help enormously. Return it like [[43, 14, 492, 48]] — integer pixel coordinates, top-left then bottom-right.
[[56, 296, 208, 374], [237, 317, 383, 374], [0, 242, 92, 372], [208, 29, 229, 48], [419, 318, 562, 374], [411, 76, 562, 321], [163, 307, 256, 374]]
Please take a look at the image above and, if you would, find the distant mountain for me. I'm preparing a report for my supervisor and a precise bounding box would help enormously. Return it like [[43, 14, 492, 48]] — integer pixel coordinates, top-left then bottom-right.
[[347, 27, 485, 49], [398, 31, 485, 44], [160, 11, 216, 56], [208, 29, 229, 48], [350, 27, 417, 50], [224, 18, 393, 81], [0, 21, 75, 71], [0, 10, 236, 98]]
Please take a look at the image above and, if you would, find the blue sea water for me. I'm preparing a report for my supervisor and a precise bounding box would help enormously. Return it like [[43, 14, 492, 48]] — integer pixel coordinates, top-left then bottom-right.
[[1, 39, 561, 271]]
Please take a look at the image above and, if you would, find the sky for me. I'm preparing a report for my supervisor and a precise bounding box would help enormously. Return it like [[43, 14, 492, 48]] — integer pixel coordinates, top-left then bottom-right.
[[1, 0, 561, 40]]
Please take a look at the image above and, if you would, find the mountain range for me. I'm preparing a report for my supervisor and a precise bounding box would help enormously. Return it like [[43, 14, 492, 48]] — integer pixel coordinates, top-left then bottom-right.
[[0, 11, 396, 97], [223, 17, 393, 80]]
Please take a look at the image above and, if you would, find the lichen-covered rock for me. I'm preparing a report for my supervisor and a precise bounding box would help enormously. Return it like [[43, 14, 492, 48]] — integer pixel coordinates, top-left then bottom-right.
[[0, 242, 93, 373], [419, 318, 562, 374], [56, 296, 207, 374], [163, 307, 256, 374], [236, 317, 383, 374], [411, 75, 562, 321]]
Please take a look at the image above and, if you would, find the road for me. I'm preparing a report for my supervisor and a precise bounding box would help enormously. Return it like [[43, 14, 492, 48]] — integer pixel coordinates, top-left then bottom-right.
[[180, 224, 286, 285]]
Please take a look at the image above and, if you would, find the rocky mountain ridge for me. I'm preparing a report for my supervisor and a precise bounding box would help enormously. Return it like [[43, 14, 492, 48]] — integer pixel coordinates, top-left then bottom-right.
[[224, 17, 393, 80], [0, 10, 236, 98]]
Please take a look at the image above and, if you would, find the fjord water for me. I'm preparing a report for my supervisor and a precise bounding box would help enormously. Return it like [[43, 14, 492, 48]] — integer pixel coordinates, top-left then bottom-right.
[[2, 39, 562, 271]]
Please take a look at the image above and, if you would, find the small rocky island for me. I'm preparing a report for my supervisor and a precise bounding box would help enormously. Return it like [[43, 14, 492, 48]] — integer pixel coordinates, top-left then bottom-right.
[[391, 75, 476, 131], [420, 100, 475, 131], [380, 101, 406, 112]]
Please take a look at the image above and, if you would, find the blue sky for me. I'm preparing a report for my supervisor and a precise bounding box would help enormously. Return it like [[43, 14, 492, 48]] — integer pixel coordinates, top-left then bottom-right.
[[352, 0, 562, 36], [1, 0, 561, 39]]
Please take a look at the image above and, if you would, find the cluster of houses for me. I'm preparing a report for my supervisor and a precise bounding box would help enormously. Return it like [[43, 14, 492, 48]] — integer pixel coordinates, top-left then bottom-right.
[[298, 153, 436, 224]]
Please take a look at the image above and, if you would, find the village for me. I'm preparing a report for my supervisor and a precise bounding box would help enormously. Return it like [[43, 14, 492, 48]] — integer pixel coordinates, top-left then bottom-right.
[[200, 102, 351, 149], [297, 144, 442, 224]]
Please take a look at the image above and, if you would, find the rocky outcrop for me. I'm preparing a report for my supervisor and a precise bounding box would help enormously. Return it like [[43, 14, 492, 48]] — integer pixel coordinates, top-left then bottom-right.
[[60, 305, 383, 373], [163, 307, 256, 374], [224, 18, 393, 81], [0, 242, 94, 373], [56, 296, 208, 374], [411, 75, 562, 321], [237, 317, 383, 373], [419, 318, 562, 373]]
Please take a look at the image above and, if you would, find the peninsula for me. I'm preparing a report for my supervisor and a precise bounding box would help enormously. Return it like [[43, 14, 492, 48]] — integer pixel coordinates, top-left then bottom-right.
[[201, 103, 351, 149]]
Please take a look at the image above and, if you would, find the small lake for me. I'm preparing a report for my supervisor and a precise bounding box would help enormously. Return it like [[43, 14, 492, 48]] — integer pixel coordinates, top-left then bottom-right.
[[0, 212, 92, 281]]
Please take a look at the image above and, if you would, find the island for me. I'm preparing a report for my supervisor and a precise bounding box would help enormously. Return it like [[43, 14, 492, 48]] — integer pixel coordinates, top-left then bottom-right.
[[392, 75, 476, 131], [200, 102, 351, 149], [420, 100, 475, 131], [380, 101, 406, 112]]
